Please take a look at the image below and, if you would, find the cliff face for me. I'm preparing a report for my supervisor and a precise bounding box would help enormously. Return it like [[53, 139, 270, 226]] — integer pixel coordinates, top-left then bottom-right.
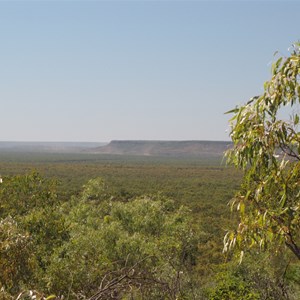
[[92, 140, 232, 157]]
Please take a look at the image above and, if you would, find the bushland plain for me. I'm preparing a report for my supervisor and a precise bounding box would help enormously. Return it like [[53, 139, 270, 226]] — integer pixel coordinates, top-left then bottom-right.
[[0, 150, 240, 240], [0, 144, 299, 299]]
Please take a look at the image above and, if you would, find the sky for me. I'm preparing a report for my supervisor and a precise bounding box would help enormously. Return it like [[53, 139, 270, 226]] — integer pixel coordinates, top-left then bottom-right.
[[0, 0, 299, 142]]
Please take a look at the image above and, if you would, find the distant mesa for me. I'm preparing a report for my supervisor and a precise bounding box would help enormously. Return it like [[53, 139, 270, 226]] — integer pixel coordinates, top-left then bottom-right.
[[0, 140, 233, 157], [90, 140, 232, 157]]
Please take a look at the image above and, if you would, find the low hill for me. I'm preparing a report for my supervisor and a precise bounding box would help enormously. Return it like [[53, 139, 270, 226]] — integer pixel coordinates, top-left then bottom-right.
[[91, 140, 232, 157]]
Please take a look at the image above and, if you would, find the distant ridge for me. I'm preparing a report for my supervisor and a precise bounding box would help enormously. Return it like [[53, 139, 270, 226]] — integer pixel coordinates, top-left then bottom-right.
[[0, 142, 107, 153], [91, 140, 232, 157]]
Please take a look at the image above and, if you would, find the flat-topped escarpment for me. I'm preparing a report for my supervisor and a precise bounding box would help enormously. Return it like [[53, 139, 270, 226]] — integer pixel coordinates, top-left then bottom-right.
[[92, 140, 232, 157]]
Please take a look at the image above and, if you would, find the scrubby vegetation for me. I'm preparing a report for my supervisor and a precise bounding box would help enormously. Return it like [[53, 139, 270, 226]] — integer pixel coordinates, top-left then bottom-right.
[[0, 152, 299, 299]]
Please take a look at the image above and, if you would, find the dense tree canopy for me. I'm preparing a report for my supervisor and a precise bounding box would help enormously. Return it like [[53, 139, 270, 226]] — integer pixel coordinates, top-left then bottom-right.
[[224, 43, 300, 260], [47, 178, 199, 299], [0, 175, 200, 299]]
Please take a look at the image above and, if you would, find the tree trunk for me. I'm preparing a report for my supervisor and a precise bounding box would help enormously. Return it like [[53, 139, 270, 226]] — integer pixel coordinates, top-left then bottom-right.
[[285, 238, 300, 260]]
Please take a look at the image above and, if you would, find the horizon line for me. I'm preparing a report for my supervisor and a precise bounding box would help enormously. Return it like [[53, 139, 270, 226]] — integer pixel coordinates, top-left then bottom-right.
[[0, 139, 232, 143]]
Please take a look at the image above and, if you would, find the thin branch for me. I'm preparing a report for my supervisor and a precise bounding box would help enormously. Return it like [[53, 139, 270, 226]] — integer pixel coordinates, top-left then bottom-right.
[[279, 144, 300, 161]]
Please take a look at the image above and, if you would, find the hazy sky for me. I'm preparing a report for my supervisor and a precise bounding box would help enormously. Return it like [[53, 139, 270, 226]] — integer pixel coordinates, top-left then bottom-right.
[[0, 0, 299, 142]]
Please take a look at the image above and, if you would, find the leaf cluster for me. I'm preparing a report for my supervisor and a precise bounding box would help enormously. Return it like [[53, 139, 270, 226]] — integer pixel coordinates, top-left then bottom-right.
[[225, 43, 300, 260]]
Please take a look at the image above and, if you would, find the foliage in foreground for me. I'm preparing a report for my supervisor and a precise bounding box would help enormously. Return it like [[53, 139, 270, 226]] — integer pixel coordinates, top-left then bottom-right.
[[48, 178, 200, 299], [0, 174, 200, 299], [0, 170, 299, 299], [225, 42, 300, 260]]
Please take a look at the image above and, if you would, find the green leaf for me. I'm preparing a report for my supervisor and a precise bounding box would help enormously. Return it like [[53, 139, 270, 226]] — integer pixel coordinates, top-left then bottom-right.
[[239, 250, 244, 264], [225, 107, 239, 114]]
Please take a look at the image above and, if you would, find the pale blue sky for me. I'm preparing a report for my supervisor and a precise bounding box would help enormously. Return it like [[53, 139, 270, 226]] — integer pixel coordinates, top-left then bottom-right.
[[0, 0, 299, 142]]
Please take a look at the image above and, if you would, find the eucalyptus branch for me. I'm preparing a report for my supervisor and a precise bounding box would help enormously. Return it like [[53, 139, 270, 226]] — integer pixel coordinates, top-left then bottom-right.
[[279, 144, 300, 161]]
